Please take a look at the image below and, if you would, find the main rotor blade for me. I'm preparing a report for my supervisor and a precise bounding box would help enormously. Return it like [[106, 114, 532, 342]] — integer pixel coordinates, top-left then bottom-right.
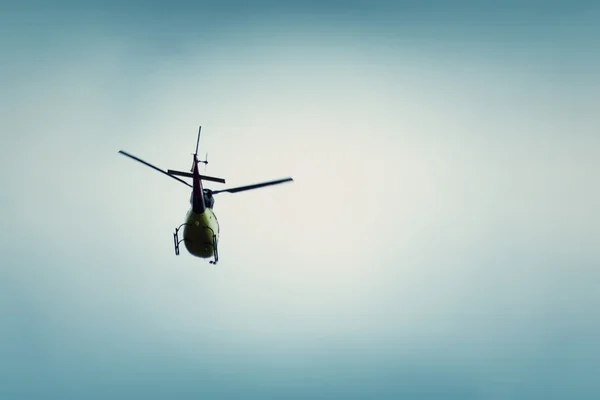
[[118, 150, 192, 188], [211, 177, 293, 194]]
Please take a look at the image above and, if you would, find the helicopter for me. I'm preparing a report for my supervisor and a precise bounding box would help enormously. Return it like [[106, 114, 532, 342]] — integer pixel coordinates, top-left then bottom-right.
[[118, 126, 293, 264]]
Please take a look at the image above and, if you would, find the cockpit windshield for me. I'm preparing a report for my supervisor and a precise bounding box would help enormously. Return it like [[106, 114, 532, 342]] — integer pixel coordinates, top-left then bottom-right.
[[189, 191, 215, 209], [204, 191, 214, 208]]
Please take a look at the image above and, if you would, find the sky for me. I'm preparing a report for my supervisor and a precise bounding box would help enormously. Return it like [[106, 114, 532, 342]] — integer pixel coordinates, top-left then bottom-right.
[[1, 1, 599, 399]]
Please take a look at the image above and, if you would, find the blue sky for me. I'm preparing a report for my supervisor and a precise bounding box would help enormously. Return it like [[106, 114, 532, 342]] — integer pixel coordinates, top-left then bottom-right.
[[1, 1, 599, 399]]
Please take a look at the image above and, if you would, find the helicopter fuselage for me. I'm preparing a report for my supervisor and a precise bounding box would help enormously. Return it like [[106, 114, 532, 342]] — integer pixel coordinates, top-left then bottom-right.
[[119, 125, 292, 264], [182, 206, 219, 258]]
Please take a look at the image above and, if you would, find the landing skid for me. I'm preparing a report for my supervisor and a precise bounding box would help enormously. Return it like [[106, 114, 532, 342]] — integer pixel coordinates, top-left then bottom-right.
[[173, 223, 189, 256], [209, 234, 219, 265], [173, 223, 219, 265]]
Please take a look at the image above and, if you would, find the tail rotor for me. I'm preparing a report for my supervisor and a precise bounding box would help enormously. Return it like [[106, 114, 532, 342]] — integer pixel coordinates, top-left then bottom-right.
[[199, 152, 208, 171]]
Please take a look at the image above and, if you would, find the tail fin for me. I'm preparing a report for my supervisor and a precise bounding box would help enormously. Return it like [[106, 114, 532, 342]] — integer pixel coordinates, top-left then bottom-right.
[[195, 126, 201, 156]]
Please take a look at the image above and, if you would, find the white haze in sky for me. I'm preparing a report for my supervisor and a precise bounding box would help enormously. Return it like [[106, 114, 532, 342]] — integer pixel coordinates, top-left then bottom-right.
[[1, 3, 600, 399]]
